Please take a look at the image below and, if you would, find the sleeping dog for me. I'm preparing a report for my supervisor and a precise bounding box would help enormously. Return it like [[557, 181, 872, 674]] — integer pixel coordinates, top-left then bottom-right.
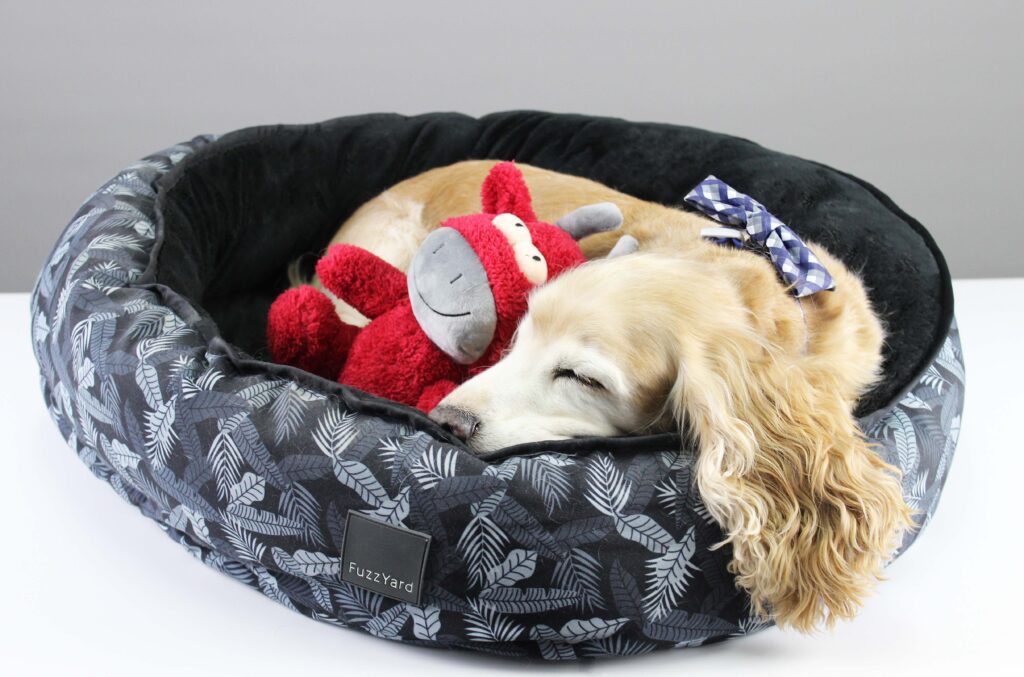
[[315, 160, 913, 632]]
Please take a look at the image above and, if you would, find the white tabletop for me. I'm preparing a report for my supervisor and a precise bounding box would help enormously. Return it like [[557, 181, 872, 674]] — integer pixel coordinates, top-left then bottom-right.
[[2, 280, 1021, 676]]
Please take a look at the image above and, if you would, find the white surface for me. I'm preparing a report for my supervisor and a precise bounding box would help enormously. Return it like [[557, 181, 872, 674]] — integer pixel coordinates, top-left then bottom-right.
[[2, 280, 1021, 675]]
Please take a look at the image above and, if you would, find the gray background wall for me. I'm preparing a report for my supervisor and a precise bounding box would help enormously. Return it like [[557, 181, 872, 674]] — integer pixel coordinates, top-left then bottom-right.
[[2, 0, 1020, 291]]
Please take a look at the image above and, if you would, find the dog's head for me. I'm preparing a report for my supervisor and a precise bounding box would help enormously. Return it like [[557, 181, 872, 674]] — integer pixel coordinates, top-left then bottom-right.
[[431, 254, 707, 446], [432, 252, 910, 631]]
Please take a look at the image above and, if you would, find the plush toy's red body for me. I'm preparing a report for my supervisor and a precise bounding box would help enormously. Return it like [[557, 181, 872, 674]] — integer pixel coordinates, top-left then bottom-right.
[[267, 162, 615, 411]]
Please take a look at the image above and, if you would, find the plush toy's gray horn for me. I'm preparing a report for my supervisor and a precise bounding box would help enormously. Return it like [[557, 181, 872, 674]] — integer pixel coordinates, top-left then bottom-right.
[[555, 202, 623, 240], [607, 234, 639, 258]]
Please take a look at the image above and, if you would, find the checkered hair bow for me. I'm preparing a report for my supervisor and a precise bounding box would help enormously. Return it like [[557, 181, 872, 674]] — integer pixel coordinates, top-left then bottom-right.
[[684, 176, 836, 297]]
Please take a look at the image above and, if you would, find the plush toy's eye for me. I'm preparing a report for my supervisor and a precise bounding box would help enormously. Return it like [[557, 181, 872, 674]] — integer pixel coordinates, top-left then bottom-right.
[[493, 213, 531, 245], [516, 246, 546, 284]]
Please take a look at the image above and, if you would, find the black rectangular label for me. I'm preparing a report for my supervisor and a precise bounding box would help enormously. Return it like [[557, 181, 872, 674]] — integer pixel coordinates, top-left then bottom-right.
[[340, 512, 431, 605]]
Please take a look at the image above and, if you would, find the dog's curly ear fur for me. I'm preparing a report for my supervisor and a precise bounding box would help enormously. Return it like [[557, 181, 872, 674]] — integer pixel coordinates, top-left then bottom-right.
[[671, 330, 914, 631]]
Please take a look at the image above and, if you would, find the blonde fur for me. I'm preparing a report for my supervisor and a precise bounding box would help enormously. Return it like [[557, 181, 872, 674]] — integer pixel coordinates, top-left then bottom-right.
[[322, 161, 914, 631]]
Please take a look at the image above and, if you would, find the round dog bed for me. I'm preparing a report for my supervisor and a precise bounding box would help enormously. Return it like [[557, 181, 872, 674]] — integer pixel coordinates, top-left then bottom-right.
[[31, 112, 963, 659]]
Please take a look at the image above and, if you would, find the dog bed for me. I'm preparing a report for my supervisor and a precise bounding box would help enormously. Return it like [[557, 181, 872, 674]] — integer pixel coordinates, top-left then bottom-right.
[[31, 112, 963, 659]]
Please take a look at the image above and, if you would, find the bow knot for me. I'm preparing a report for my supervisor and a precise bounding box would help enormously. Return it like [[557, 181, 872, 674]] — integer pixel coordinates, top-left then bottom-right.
[[684, 176, 836, 298]]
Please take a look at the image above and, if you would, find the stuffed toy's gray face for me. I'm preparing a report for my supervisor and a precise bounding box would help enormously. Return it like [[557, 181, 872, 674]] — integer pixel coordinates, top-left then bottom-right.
[[408, 228, 497, 365]]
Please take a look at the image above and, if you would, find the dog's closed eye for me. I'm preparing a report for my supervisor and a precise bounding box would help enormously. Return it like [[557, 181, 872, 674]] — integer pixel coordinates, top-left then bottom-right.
[[553, 367, 606, 391]]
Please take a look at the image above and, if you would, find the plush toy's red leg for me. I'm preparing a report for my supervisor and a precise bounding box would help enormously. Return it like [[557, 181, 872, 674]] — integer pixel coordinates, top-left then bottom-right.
[[266, 285, 358, 379]]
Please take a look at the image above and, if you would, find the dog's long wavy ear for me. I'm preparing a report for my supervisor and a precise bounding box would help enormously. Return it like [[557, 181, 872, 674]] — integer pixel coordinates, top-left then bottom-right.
[[480, 161, 537, 222], [671, 332, 912, 631]]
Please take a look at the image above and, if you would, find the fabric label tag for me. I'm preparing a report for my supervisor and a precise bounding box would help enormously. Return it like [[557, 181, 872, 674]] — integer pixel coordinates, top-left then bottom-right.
[[340, 512, 431, 605]]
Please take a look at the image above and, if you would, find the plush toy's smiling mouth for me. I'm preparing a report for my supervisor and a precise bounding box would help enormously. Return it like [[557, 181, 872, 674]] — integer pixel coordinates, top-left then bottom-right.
[[413, 285, 471, 318]]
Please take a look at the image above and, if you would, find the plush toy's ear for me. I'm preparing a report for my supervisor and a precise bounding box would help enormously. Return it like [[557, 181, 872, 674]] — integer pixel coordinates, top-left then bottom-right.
[[480, 162, 537, 222], [607, 234, 639, 258], [555, 202, 624, 240]]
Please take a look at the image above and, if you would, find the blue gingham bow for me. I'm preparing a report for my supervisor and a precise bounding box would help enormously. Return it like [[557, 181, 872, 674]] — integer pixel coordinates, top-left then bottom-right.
[[684, 176, 836, 297]]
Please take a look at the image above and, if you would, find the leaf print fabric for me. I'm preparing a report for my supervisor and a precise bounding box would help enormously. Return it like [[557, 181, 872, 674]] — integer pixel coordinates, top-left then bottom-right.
[[30, 138, 963, 659]]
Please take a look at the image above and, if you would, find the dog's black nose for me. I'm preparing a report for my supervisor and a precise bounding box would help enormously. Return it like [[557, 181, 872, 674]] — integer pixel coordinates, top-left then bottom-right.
[[429, 406, 480, 442]]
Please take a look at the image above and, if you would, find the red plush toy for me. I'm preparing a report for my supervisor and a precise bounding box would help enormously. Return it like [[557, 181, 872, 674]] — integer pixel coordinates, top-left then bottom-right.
[[266, 162, 628, 411]]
